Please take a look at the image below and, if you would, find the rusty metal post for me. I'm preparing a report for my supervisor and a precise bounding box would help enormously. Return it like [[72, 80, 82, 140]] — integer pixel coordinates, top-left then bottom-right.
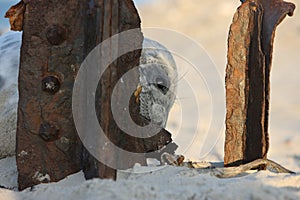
[[15, 0, 145, 190], [81, 0, 145, 180], [82, 1, 177, 179], [224, 0, 295, 167]]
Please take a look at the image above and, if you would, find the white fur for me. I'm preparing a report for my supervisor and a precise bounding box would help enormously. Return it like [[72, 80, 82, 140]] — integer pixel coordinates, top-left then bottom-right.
[[139, 38, 177, 127]]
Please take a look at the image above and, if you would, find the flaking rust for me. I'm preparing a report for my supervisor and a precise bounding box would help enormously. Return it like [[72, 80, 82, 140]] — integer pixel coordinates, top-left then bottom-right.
[[5, 1, 26, 31], [224, 0, 295, 167], [14, 0, 175, 190]]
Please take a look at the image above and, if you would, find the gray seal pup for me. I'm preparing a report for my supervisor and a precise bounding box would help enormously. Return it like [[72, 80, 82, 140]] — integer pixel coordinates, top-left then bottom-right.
[[137, 38, 177, 128]]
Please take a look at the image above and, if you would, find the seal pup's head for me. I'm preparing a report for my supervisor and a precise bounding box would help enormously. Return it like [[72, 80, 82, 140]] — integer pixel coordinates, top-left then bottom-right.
[[138, 38, 177, 127]]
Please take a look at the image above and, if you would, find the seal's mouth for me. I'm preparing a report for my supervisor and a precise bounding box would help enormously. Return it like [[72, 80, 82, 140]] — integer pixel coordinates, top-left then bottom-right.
[[149, 103, 167, 127]]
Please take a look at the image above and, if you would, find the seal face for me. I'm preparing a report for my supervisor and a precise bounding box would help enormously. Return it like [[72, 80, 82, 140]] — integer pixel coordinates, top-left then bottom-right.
[[138, 38, 177, 127]]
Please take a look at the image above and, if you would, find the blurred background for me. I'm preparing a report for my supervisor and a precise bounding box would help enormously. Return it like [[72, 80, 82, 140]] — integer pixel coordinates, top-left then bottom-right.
[[0, 0, 299, 169], [0, 0, 152, 33], [0, 0, 153, 33], [0, 0, 18, 34], [139, 1, 300, 171]]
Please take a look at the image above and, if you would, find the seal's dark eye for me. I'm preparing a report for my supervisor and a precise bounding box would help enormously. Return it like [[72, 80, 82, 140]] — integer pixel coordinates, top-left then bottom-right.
[[154, 77, 169, 95]]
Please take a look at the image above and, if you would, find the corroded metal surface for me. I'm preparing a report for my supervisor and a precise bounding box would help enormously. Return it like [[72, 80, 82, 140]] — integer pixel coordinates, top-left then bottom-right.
[[17, 1, 86, 190], [83, 0, 177, 179], [224, 0, 295, 167], [82, 0, 145, 180], [16, 0, 175, 190], [5, 1, 26, 31], [16, 0, 144, 190]]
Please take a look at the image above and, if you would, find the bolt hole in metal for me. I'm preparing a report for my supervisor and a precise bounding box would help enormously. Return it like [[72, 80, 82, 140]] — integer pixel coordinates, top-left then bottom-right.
[[39, 122, 59, 142], [45, 24, 67, 45], [41, 76, 60, 94]]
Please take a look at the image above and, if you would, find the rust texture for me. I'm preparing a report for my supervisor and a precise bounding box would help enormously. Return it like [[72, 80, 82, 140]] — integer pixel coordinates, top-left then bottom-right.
[[16, 0, 146, 190], [83, 0, 177, 179], [17, 0, 175, 190], [17, 1, 86, 190], [82, 0, 144, 180], [224, 0, 295, 167], [4, 1, 26, 31]]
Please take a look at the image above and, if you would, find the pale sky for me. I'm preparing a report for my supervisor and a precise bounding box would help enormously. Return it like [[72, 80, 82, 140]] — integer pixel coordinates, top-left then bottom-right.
[[0, 0, 153, 32]]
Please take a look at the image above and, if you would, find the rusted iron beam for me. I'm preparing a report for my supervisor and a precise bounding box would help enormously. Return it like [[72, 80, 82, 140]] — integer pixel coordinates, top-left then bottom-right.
[[82, 0, 145, 180], [83, 0, 176, 179], [16, 0, 88, 190], [14, 0, 145, 190], [225, 0, 295, 167], [14, 0, 174, 190], [4, 1, 25, 31]]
